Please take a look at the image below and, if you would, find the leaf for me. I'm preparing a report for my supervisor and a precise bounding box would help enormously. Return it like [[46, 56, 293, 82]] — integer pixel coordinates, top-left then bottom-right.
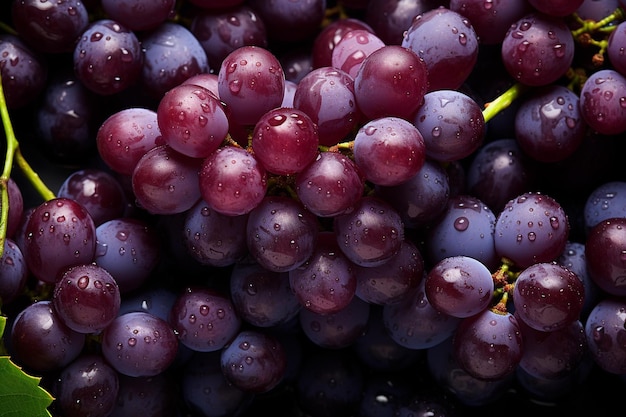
[[0, 315, 54, 417]]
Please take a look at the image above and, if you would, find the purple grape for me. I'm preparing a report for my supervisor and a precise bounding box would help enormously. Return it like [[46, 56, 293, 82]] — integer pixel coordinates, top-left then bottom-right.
[[579, 69, 626, 135], [157, 83, 229, 159], [500, 13, 575, 86], [101, 311, 179, 377], [183, 200, 249, 267], [331, 29, 385, 78], [584, 217, 626, 297], [452, 309, 523, 380], [494, 192, 569, 269], [10, 301, 86, 372], [21, 197, 96, 284], [110, 373, 179, 417], [53, 263, 121, 334], [73, 19, 143, 95], [52, 353, 119, 417], [583, 181, 626, 231], [0, 34, 48, 109], [607, 21, 626, 77], [354, 45, 428, 120], [585, 298, 626, 374], [401, 7, 479, 91], [198, 145, 268, 216], [182, 72, 220, 97], [353, 116, 426, 186], [527, 0, 585, 16], [512, 262, 585, 332], [220, 329, 287, 393], [101, 0, 175, 31], [0, 239, 28, 305], [217, 45, 285, 126], [169, 286, 241, 352], [5, 178, 24, 239], [247, 0, 326, 44], [311, 17, 375, 68]]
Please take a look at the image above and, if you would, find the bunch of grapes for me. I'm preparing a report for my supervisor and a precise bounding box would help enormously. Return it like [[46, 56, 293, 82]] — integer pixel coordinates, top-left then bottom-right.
[[2, 0, 626, 416]]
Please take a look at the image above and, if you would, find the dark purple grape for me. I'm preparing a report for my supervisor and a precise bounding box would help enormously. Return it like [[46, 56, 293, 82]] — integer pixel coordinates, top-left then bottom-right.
[[11, 0, 89, 53], [73, 19, 143, 95], [188, 0, 245, 8], [198, 145, 268, 216], [101, 311, 179, 377], [311, 17, 374, 68], [607, 21, 626, 77], [229, 262, 301, 327], [585, 297, 626, 374], [139, 22, 209, 99], [527, 0, 584, 16], [0, 34, 47, 109], [334, 196, 404, 267], [331, 29, 385, 78], [557, 241, 601, 318], [412, 89, 485, 162], [110, 373, 179, 417], [0, 239, 28, 305], [500, 13, 575, 86], [353, 116, 426, 186], [425, 256, 495, 319], [93, 217, 161, 294], [583, 181, 626, 232], [182, 72, 220, 97], [584, 217, 626, 297], [401, 7, 479, 91], [453, 309, 523, 380], [494, 192, 569, 269], [183, 200, 249, 267], [96, 107, 163, 176], [6, 178, 24, 239], [101, 0, 175, 31], [169, 286, 241, 352], [220, 329, 287, 393], [247, 0, 326, 44], [11, 301, 86, 372], [579, 69, 626, 135], [131, 144, 202, 215], [513, 262, 585, 332], [52, 353, 119, 417], [354, 45, 428, 121], [53, 263, 121, 334], [22, 197, 96, 284]]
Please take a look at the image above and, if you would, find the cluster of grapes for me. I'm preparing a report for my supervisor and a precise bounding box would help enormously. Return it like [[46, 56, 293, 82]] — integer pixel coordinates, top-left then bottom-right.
[[2, 0, 626, 416]]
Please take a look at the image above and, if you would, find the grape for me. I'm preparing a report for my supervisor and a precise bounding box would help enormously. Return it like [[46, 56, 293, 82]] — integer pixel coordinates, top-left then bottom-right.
[[110, 373, 179, 417], [247, 0, 326, 44], [583, 181, 626, 232], [101, 0, 176, 32], [579, 69, 626, 135], [500, 13, 575, 86], [311, 17, 374, 68], [198, 145, 268, 216], [217, 45, 285, 126], [584, 217, 626, 297], [512, 262, 585, 332], [331, 29, 385, 79], [73, 19, 143, 95], [425, 256, 495, 319], [131, 144, 202, 215], [10, 300, 86, 372], [0, 239, 28, 305], [401, 7, 479, 91], [527, 0, 585, 17], [452, 309, 523, 380], [585, 297, 626, 374], [353, 45, 428, 120], [352, 116, 426, 186], [101, 311, 179, 377], [494, 192, 569, 269], [0, 33, 47, 109], [157, 83, 229, 159], [52, 353, 119, 417], [21, 197, 96, 284], [607, 21, 626, 77], [557, 241, 601, 318], [53, 263, 121, 334], [5, 178, 24, 239]]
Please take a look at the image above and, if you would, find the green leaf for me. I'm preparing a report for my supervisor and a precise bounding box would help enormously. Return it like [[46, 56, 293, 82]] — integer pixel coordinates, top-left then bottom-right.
[[0, 356, 54, 417]]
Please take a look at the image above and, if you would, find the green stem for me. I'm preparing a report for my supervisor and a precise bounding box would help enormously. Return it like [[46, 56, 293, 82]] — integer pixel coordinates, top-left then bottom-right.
[[482, 82, 528, 124], [571, 7, 625, 38]]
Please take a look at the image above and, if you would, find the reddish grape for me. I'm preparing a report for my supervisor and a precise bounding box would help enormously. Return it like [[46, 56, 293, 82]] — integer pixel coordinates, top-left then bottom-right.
[[585, 298, 626, 374], [311, 17, 374, 68], [101, 0, 175, 31], [331, 29, 385, 78], [0, 239, 28, 305], [579, 69, 626, 135], [584, 217, 626, 297]]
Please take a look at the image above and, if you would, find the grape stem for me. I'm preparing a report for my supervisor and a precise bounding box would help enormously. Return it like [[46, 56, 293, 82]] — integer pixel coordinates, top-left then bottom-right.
[[0, 74, 56, 257], [482, 82, 528, 124], [570, 7, 624, 39]]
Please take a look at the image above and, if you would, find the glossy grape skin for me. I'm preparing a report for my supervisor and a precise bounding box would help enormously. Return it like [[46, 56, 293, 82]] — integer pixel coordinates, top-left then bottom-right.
[[452, 309, 524, 380], [579, 69, 626, 135], [52, 353, 119, 417], [425, 256, 495, 319], [5, 178, 24, 239], [157, 83, 229, 159], [73, 19, 143, 96], [557, 241, 601, 318], [101, 0, 175, 31], [101, 311, 179, 377], [246, 196, 319, 272], [331, 29, 385, 78], [220, 329, 287, 393], [412, 89, 485, 163], [10, 301, 86, 373], [512, 262, 585, 332], [311, 17, 374, 68], [353, 45, 428, 121], [584, 298, 626, 374], [22, 197, 96, 284], [53, 263, 121, 334], [139, 22, 209, 99], [584, 217, 626, 297], [0, 239, 28, 305], [353, 116, 426, 186], [183, 200, 249, 268], [198, 145, 268, 216], [494, 192, 569, 269], [583, 181, 626, 233], [401, 7, 479, 91], [527, 0, 584, 16], [247, 0, 327, 44], [0, 34, 47, 109], [294, 151, 365, 217], [607, 21, 626, 77], [217, 45, 285, 126], [500, 13, 575, 87], [131, 144, 202, 215]]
